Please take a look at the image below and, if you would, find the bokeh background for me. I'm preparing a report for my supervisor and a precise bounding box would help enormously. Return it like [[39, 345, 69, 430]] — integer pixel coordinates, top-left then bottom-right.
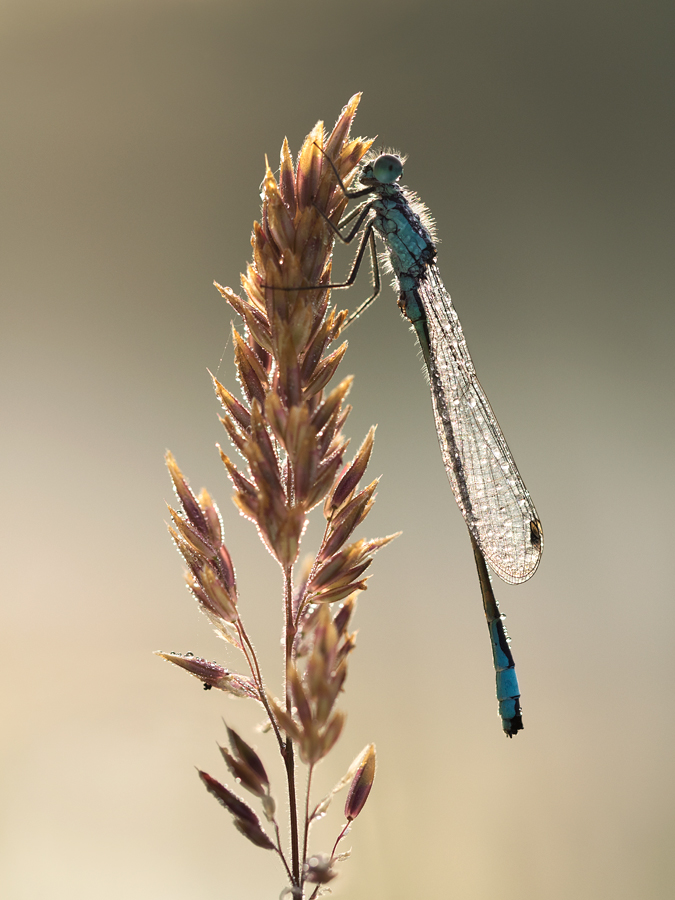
[[2, 1, 674, 897]]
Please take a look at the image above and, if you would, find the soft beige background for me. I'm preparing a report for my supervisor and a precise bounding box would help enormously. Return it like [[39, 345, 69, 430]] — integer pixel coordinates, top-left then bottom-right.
[[2, 1, 674, 897]]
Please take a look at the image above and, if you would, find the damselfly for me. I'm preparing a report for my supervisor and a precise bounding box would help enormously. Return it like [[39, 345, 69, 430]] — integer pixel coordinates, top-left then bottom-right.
[[290, 149, 542, 735]]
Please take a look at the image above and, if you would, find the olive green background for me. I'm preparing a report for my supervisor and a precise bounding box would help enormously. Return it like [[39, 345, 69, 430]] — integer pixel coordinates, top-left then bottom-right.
[[2, 1, 674, 898]]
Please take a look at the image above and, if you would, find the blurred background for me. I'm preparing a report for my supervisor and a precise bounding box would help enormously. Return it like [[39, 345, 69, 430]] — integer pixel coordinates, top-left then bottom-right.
[[2, 1, 674, 897]]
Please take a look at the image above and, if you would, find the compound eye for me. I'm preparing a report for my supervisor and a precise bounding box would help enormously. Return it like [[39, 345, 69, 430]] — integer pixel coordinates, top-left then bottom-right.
[[372, 154, 403, 184]]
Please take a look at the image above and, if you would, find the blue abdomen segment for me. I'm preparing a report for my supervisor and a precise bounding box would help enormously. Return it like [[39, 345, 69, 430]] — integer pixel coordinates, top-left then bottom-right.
[[470, 530, 523, 736], [489, 616, 523, 737]]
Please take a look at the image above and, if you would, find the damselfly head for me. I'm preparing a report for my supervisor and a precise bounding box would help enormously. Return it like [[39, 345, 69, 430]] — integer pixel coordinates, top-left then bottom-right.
[[360, 153, 403, 185]]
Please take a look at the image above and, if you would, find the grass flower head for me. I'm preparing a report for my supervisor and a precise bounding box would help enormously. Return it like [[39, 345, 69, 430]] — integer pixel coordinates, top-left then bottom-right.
[[158, 95, 396, 899]]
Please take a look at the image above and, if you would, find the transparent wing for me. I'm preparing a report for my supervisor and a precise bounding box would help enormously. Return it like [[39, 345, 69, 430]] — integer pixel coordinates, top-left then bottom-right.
[[416, 265, 543, 584]]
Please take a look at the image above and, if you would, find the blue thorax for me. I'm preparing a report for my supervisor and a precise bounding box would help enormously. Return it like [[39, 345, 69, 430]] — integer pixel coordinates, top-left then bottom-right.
[[367, 183, 437, 293]]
